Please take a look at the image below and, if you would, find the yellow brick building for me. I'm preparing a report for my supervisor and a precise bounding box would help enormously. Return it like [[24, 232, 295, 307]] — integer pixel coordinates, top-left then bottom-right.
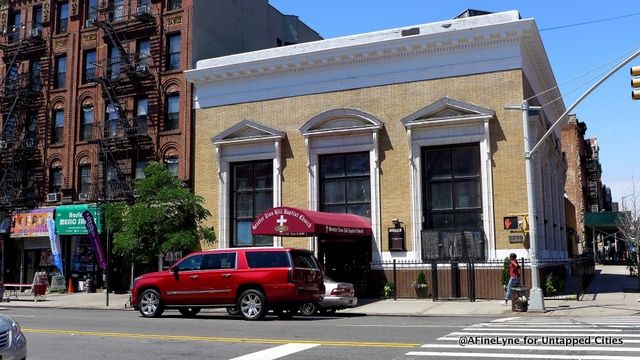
[[186, 10, 568, 297]]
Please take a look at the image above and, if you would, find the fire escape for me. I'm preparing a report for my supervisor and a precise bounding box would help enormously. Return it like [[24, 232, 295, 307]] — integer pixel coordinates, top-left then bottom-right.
[[0, 23, 46, 210], [88, 2, 157, 202]]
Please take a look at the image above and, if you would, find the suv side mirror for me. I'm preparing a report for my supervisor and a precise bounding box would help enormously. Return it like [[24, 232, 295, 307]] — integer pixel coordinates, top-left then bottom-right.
[[170, 266, 179, 274]]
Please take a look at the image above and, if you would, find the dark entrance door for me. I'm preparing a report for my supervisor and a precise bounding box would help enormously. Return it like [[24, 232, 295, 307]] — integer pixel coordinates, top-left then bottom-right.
[[319, 236, 371, 296]]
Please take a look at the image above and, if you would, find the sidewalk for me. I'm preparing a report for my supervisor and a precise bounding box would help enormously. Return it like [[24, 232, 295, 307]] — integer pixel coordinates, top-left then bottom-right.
[[1, 265, 639, 317]]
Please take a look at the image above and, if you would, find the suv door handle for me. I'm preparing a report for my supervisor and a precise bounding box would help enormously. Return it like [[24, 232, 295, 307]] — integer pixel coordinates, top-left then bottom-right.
[[222, 274, 231, 278], [190, 275, 199, 280]]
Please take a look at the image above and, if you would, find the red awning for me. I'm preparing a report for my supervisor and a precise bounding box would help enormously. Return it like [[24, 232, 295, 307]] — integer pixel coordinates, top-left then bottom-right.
[[251, 206, 372, 237]]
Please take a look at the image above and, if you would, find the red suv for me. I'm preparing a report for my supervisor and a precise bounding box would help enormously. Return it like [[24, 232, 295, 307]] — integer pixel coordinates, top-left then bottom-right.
[[130, 247, 325, 320]]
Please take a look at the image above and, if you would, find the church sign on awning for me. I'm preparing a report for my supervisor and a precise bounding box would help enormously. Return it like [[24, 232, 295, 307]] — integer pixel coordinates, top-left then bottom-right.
[[251, 206, 371, 237]]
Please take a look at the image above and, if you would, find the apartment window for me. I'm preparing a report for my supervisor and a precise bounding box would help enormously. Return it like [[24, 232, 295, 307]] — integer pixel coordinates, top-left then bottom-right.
[[106, 103, 119, 137], [168, 0, 182, 10], [166, 33, 181, 70], [8, 10, 21, 43], [57, 2, 69, 34], [25, 169, 37, 198], [230, 161, 273, 247], [165, 93, 179, 131], [135, 97, 148, 133], [112, 0, 124, 21], [137, 38, 151, 66], [319, 152, 371, 218], [5, 64, 18, 92], [86, 0, 98, 25], [50, 167, 62, 193], [108, 47, 121, 80], [78, 165, 91, 195], [164, 156, 178, 176], [135, 161, 147, 179], [55, 55, 67, 88], [52, 109, 64, 144], [83, 50, 97, 83], [80, 106, 94, 141], [30, 61, 41, 92], [422, 144, 482, 230], [33, 5, 43, 31], [25, 112, 38, 145]]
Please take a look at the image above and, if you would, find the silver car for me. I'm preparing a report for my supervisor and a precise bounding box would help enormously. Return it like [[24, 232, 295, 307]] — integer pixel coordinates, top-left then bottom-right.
[[0, 314, 27, 360], [300, 276, 357, 316]]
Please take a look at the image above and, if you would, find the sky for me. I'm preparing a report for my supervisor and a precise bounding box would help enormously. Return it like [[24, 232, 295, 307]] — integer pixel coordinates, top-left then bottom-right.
[[269, 0, 640, 207]]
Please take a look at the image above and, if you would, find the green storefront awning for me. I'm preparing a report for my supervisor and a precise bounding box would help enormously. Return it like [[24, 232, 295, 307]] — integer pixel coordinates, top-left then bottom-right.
[[584, 211, 625, 229], [55, 204, 103, 235]]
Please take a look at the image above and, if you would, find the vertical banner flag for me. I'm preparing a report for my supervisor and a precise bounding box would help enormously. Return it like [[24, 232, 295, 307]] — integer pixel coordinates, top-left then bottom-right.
[[82, 210, 107, 270], [46, 218, 64, 276]]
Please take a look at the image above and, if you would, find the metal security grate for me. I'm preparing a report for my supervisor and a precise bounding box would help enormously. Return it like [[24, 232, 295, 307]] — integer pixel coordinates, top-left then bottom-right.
[[0, 329, 10, 349]]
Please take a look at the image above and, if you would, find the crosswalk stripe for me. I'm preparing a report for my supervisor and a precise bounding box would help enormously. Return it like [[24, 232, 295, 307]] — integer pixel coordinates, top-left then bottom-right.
[[447, 331, 640, 337], [421, 343, 640, 352], [462, 327, 621, 332], [229, 343, 320, 360], [406, 351, 640, 359]]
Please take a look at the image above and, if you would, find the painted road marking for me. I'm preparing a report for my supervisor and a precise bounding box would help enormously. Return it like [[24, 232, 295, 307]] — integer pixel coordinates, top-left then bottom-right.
[[406, 351, 640, 359], [490, 317, 521, 322], [229, 343, 320, 360], [22, 328, 418, 348]]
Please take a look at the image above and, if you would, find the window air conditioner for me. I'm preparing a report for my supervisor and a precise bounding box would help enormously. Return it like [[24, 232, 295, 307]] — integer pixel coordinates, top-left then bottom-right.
[[137, 5, 151, 16], [0, 140, 7, 149], [30, 28, 42, 37], [47, 192, 61, 202], [85, 17, 97, 27], [78, 193, 91, 201]]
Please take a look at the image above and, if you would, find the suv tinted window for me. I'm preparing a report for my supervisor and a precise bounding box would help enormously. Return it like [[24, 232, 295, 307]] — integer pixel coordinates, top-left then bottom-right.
[[202, 253, 236, 270], [292, 252, 320, 269], [176, 254, 203, 271], [246, 251, 290, 268]]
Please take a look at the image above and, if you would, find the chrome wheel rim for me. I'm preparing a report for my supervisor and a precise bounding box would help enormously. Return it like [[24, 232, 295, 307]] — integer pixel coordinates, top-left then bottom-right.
[[301, 303, 316, 316], [240, 293, 262, 319], [140, 292, 159, 316]]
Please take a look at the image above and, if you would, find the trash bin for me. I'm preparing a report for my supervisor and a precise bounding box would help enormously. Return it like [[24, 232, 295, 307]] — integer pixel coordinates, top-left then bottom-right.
[[511, 286, 529, 312]]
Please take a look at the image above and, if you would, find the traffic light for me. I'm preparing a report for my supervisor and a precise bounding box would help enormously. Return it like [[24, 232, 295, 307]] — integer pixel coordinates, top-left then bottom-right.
[[632, 66, 640, 100]]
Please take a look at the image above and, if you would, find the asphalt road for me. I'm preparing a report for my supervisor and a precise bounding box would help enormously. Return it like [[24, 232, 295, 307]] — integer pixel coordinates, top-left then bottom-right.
[[5, 307, 488, 360], [6, 308, 640, 359]]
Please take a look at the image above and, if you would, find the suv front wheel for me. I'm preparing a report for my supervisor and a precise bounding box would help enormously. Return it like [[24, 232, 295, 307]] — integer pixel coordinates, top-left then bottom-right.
[[238, 289, 267, 321], [139, 289, 164, 318]]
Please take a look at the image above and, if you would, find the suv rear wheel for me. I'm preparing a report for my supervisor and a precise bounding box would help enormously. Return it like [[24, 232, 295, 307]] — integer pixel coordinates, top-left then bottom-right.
[[299, 302, 318, 316], [238, 289, 267, 321], [139, 289, 164, 318], [179, 307, 201, 317]]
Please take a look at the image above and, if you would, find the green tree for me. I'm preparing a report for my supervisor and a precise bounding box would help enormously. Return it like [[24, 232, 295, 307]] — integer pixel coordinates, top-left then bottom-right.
[[110, 162, 216, 264]]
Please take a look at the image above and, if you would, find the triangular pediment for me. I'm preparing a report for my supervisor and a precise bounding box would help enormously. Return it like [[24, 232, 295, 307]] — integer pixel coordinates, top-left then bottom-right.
[[212, 119, 284, 144], [300, 108, 383, 135], [402, 97, 494, 127]]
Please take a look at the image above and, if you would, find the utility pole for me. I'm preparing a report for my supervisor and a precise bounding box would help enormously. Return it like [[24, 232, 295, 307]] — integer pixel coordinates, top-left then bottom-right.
[[507, 48, 640, 312]]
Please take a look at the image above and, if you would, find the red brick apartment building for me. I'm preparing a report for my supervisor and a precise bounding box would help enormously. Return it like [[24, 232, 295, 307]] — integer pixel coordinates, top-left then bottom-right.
[[0, 0, 320, 285]]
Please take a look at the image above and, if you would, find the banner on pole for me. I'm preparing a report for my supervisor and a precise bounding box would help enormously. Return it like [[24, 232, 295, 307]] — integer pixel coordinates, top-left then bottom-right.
[[82, 210, 107, 270], [46, 218, 64, 276]]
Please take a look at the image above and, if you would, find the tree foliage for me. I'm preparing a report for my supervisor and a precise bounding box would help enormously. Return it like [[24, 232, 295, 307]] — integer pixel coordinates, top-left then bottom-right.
[[109, 162, 216, 263], [618, 193, 640, 284]]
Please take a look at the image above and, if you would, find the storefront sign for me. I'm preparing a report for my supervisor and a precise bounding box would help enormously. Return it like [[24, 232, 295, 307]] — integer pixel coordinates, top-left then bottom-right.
[[55, 204, 103, 235], [10, 208, 55, 238]]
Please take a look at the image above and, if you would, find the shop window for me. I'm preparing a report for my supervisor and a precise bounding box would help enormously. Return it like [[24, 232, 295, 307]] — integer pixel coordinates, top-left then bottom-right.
[[52, 109, 64, 144], [319, 152, 371, 218], [230, 161, 273, 247], [422, 144, 482, 231]]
